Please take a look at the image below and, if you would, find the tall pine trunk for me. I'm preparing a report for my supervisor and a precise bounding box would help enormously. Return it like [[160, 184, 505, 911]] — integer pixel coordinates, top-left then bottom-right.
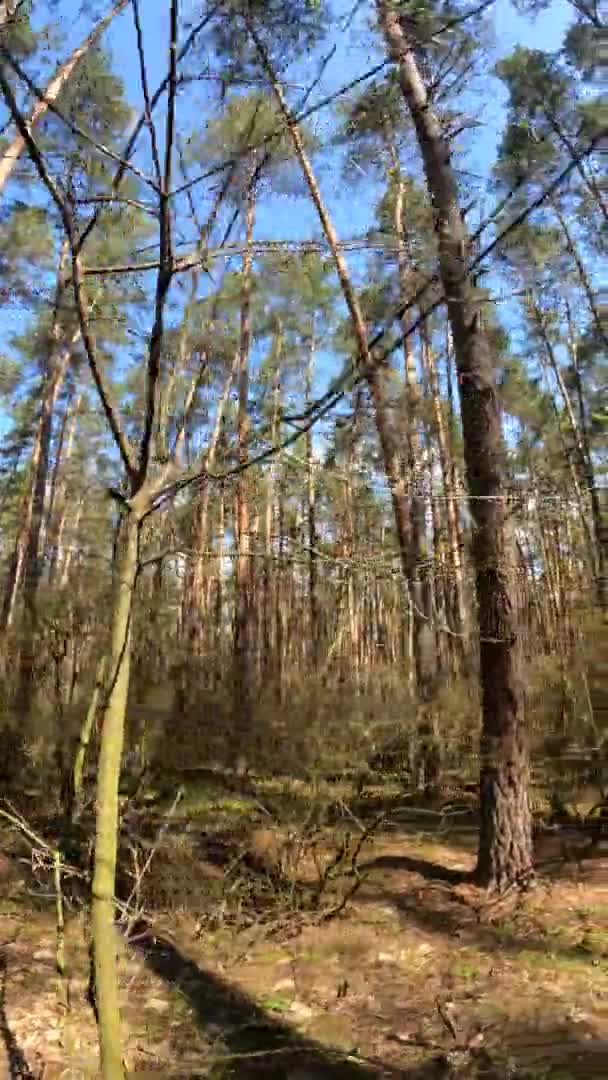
[[392, 166, 437, 701], [422, 325, 467, 639], [305, 325, 319, 669], [0, 322, 76, 638], [378, 0, 533, 889], [250, 23, 444, 758], [232, 177, 256, 772]]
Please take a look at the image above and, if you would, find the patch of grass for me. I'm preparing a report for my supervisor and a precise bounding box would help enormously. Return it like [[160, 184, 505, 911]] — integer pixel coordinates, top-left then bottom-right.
[[254, 945, 286, 965], [296, 946, 328, 963], [259, 992, 292, 1013], [171, 782, 256, 818], [514, 947, 599, 974], [453, 960, 481, 979]]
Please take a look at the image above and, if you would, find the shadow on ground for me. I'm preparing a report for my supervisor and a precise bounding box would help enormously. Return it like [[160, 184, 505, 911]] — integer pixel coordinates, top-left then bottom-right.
[[0, 955, 35, 1080], [356, 855, 606, 968], [132, 926, 451, 1078], [358, 854, 470, 885], [132, 925, 608, 1079]]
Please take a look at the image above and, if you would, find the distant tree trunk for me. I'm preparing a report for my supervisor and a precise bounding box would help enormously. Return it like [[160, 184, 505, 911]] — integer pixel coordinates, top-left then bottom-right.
[[392, 165, 437, 702], [565, 301, 607, 613], [46, 390, 82, 578], [232, 177, 256, 772], [379, 0, 533, 889], [404, 337, 437, 701], [57, 499, 83, 589], [305, 324, 319, 669], [551, 199, 608, 352], [262, 358, 281, 684], [21, 331, 77, 610], [422, 324, 467, 639], [183, 493, 207, 657], [0, 0, 130, 196], [532, 295, 600, 585], [0, 317, 76, 638], [181, 350, 237, 658]]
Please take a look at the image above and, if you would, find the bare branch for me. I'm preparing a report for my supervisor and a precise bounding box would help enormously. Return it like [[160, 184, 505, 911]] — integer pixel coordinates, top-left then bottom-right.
[[170, 58, 392, 201], [71, 252, 138, 480], [0, 44, 161, 194], [74, 194, 159, 216], [163, 0, 179, 202], [432, 0, 496, 40], [160, 154, 242, 467], [136, 0, 179, 484], [0, 0, 140, 197], [131, 0, 163, 186], [76, 2, 222, 255]]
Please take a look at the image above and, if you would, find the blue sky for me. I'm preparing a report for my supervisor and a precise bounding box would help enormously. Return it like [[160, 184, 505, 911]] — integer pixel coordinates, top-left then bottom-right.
[[22, 0, 574, 241], [0, 0, 576, 442]]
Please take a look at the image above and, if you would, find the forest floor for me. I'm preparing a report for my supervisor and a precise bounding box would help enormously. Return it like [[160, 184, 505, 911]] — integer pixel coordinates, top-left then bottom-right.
[[0, 777, 607, 1079]]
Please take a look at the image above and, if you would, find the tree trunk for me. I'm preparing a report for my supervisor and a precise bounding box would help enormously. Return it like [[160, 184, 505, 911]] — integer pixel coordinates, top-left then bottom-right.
[[378, 0, 533, 889], [564, 301, 607, 612], [551, 199, 608, 352], [232, 177, 256, 772], [532, 295, 599, 579], [0, 325, 76, 637], [305, 325, 319, 668], [214, 484, 226, 682], [392, 166, 437, 700], [422, 324, 467, 638], [70, 655, 107, 818], [91, 510, 139, 1080], [181, 350, 238, 656], [262, 359, 282, 683], [0, 0, 130, 196]]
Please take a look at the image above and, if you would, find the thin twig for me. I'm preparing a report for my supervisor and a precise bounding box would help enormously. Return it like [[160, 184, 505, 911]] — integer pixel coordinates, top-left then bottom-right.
[[76, 2, 222, 256], [131, 0, 163, 186], [136, 0, 179, 483], [122, 787, 184, 931]]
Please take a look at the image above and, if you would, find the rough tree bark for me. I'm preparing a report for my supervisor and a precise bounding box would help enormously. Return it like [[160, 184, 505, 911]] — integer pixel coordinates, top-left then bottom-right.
[[378, 0, 533, 889]]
